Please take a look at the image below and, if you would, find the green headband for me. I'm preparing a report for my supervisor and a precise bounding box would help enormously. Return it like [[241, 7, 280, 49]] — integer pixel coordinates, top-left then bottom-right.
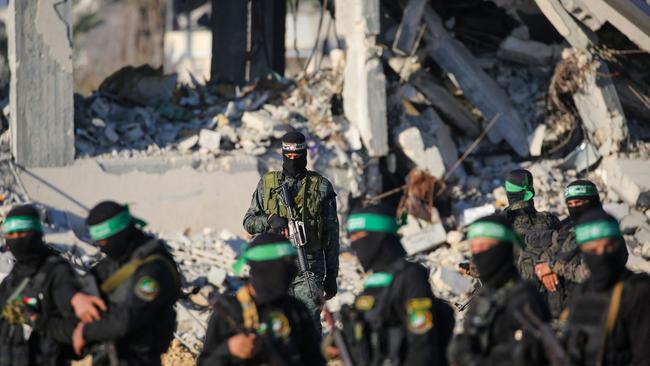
[[3, 216, 43, 234], [88, 206, 147, 241], [347, 213, 398, 234], [467, 221, 525, 249], [232, 242, 296, 275], [505, 180, 534, 201], [575, 220, 621, 245], [564, 185, 598, 199]]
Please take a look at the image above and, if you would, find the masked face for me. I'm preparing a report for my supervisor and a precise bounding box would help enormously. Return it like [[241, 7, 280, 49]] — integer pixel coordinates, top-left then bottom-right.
[[97, 226, 135, 261], [250, 258, 298, 304], [282, 151, 307, 178], [472, 241, 516, 288], [566, 198, 600, 220], [582, 238, 628, 291], [350, 231, 405, 272], [6, 232, 46, 263]]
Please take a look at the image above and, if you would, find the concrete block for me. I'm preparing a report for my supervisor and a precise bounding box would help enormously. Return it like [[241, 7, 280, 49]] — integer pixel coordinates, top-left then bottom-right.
[[432, 266, 474, 295], [460, 203, 496, 227], [603, 203, 630, 221], [528, 124, 546, 157], [207, 267, 227, 287], [397, 126, 445, 178], [498, 35, 555, 65], [424, 108, 465, 178], [598, 157, 650, 206], [558, 141, 600, 172], [178, 135, 199, 152], [8, 0, 74, 166], [401, 220, 447, 255], [198, 129, 221, 153], [620, 211, 647, 234], [241, 110, 280, 133]]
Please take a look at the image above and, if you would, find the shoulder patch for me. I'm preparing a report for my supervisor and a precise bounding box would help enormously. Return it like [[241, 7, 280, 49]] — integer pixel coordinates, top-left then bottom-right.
[[134, 276, 159, 302], [268, 311, 291, 339], [406, 297, 433, 334], [355, 295, 375, 311]]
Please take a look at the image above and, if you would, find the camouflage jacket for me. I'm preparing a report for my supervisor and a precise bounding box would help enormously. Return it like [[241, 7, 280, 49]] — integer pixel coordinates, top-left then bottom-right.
[[242, 171, 340, 293], [503, 200, 561, 281], [524, 218, 590, 284]]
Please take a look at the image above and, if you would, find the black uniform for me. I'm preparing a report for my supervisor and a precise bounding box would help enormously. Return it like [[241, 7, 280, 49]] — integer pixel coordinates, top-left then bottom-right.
[[565, 270, 650, 365], [343, 258, 451, 366], [0, 251, 81, 366], [198, 294, 325, 366], [82, 233, 180, 366], [449, 276, 551, 365]]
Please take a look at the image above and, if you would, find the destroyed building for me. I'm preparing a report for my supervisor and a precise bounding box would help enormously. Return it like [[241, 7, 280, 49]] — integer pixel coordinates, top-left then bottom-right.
[[0, 0, 649, 363]]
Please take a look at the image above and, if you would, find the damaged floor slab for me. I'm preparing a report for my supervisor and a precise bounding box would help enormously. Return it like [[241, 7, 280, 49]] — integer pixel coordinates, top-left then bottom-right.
[[17, 157, 260, 234]]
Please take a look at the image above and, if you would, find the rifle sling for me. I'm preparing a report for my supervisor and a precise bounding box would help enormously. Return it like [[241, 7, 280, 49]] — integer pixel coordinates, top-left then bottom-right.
[[100, 254, 177, 294], [598, 281, 624, 366]]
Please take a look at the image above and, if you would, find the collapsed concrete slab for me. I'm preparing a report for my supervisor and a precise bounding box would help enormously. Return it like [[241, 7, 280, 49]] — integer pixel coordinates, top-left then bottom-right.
[[17, 157, 260, 235], [410, 71, 480, 138], [392, 0, 427, 55], [421, 6, 530, 157]]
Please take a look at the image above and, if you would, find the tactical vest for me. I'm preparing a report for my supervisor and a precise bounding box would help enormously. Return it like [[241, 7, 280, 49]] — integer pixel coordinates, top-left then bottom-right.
[[0, 255, 65, 366], [466, 280, 526, 359], [262, 171, 326, 253], [566, 281, 630, 366], [343, 261, 409, 366]]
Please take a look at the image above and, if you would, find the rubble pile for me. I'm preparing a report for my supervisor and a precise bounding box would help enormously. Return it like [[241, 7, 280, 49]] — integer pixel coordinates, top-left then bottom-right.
[[0, 0, 649, 362]]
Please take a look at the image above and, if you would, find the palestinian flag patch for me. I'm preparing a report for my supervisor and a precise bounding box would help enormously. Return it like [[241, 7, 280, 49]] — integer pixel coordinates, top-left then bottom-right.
[[134, 276, 159, 301], [406, 298, 433, 334]]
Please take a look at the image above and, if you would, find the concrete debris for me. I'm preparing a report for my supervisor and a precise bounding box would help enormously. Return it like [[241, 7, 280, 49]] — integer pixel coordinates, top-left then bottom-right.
[[98, 65, 178, 106], [459, 203, 496, 227], [528, 124, 546, 157], [432, 266, 474, 296], [198, 129, 221, 153], [620, 211, 648, 235], [397, 126, 445, 179], [498, 35, 555, 66], [598, 157, 650, 207], [604, 203, 631, 222], [559, 141, 601, 173], [400, 217, 447, 255]]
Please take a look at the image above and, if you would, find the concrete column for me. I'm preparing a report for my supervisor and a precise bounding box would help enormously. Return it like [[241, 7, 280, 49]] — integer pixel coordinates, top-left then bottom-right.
[[335, 0, 388, 158], [8, 0, 74, 167]]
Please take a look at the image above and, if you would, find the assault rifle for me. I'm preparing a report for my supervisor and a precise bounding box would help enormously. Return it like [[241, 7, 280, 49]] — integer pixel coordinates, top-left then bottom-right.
[[323, 305, 355, 366], [276, 182, 317, 299], [513, 306, 567, 366]]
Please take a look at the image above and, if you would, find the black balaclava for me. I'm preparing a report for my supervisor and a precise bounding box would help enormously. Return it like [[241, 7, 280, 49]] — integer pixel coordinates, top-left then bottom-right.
[[86, 201, 138, 261], [564, 180, 602, 220], [4, 205, 49, 267], [248, 233, 298, 305], [281, 131, 308, 178], [347, 204, 406, 272], [505, 169, 535, 206], [575, 209, 628, 291], [468, 214, 520, 289]]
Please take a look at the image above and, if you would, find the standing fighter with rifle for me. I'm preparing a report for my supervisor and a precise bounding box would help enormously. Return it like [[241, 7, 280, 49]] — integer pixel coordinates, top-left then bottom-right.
[[243, 131, 340, 329]]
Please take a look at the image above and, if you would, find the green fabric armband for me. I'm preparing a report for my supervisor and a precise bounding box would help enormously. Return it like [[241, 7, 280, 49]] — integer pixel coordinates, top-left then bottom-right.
[[3, 216, 43, 234], [347, 213, 398, 234], [467, 221, 525, 249], [233, 242, 296, 275], [575, 220, 621, 245]]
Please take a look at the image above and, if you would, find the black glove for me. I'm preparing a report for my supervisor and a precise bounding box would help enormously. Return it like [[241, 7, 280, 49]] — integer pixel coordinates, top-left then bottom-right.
[[267, 214, 288, 232]]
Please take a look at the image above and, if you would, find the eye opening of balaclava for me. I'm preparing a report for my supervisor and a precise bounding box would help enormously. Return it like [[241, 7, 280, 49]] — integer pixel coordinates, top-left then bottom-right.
[[575, 209, 627, 291], [564, 179, 601, 221], [467, 214, 523, 288], [86, 201, 147, 261], [505, 169, 535, 205], [3, 204, 48, 263], [347, 203, 405, 272], [233, 233, 298, 305], [281, 131, 308, 178]]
